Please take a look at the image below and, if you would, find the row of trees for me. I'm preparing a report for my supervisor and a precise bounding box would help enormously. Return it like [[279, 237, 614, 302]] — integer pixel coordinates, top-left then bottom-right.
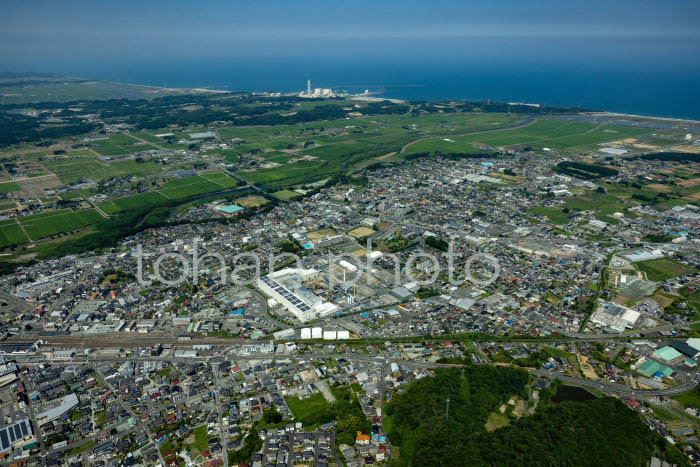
[[634, 152, 700, 163], [555, 161, 619, 179]]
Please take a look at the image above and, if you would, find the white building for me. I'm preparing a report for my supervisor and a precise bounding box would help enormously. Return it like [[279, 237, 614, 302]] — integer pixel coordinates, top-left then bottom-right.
[[256, 268, 338, 322]]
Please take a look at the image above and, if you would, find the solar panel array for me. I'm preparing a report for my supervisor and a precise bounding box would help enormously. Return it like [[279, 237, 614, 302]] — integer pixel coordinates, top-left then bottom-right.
[[0, 418, 31, 453], [261, 276, 313, 314]]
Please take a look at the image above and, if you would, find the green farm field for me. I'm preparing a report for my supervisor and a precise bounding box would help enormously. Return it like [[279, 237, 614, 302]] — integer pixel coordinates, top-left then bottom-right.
[[234, 113, 529, 187], [0, 220, 29, 247], [403, 119, 651, 155], [19, 208, 105, 240], [0, 181, 22, 193], [635, 258, 697, 282], [90, 134, 159, 156]]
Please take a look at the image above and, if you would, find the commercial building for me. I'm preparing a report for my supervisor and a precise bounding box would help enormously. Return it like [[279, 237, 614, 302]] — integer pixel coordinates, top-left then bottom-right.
[[36, 393, 79, 424]]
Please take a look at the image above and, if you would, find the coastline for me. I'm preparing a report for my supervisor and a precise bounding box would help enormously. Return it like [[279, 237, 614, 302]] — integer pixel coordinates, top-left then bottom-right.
[[590, 112, 700, 125], [101, 78, 700, 123]]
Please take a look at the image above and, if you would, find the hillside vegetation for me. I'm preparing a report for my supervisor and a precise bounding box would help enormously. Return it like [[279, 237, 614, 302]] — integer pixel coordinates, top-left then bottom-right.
[[386, 364, 689, 467]]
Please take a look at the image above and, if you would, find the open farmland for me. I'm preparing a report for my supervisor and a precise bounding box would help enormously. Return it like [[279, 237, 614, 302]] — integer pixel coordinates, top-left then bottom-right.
[[42, 154, 124, 183], [19, 208, 104, 240], [0, 219, 29, 247], [200, 171, 241, 188], [98, 191, 170, 214], [0, 181, 21, 193], [159, 172, 240, 199], [403, 119, 651, 155], [89, 134, 159, 156], [100, 172, 240, 212], [236, 113, 529, 187], [634, 258, 698, 282]]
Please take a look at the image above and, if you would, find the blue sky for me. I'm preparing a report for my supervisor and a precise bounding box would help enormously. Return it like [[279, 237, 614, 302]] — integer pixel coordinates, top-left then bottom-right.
[[1, 0, 699, 69]]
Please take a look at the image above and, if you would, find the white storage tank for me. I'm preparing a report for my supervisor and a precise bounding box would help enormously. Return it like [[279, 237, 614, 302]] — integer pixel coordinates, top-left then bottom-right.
[[301, 328, 312, 339], [337, 330, 350, 340], [312, 327, 323, 339]]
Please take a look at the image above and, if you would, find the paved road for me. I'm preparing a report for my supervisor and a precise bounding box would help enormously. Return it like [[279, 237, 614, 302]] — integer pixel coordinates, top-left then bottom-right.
[[215, 363, 228, 467], [531, 369, 700, 397]]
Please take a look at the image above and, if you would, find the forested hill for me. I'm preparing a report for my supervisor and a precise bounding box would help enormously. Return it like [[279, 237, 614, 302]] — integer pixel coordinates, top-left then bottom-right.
[[385, 365, 689, 467]]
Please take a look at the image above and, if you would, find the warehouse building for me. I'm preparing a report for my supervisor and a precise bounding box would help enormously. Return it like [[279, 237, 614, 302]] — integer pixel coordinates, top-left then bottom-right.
[[256, 268, 338, 322], [652, 346, 684, 365], [590, 302, 640, 333], [0, 418, 33, 454]]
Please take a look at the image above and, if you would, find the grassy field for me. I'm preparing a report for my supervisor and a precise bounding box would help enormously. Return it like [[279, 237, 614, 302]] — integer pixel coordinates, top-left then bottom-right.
[[90, 134, 159, 156], [274, 189, 301, 200], [485, 411, 511, 431], [99, 191, 169, 214], [0, 200, 17, 210], [0, 220, 29, 247], [673, 387, 700, 409], [403, 120, 650, 155], [94, 410, 106, 427], [650, 405, 680, 422], [635, 258, 697, 282], [285, 392, 331, 426], [0, 181, 21, 193], [42, 154, 124, 183], [19, 208, 104, 240], [529, 207, 570, 225], [99, 172, 239, 212], [235, 113, 527, 188], [191, 425, 209, 453]]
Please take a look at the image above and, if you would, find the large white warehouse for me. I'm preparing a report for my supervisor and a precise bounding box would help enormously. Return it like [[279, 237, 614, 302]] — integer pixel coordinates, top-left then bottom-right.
[[256, 268, 338, 323]]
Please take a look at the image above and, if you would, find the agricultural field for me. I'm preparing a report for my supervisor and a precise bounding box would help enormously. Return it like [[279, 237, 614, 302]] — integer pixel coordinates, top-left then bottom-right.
[[200, 171, 241, 188], [18, 208, 104, 240], [160, 178, 227, 199], [0, 219, 29, 248], [0, 181, 21, 193], [0, 200, 18, 211], [89, 134, 159, 156], [110, 159, 163, 177], [634, 258, 697, 282], [98, 191, 169, 214], [403, 119, 651, 155], [42, 154, 124, 183], [100, 172, 240, 211], [235, 113, 528, 187]]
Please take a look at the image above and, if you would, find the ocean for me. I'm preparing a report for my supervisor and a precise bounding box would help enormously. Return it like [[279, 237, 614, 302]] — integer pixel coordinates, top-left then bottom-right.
[[52, 58, 700, 120]]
